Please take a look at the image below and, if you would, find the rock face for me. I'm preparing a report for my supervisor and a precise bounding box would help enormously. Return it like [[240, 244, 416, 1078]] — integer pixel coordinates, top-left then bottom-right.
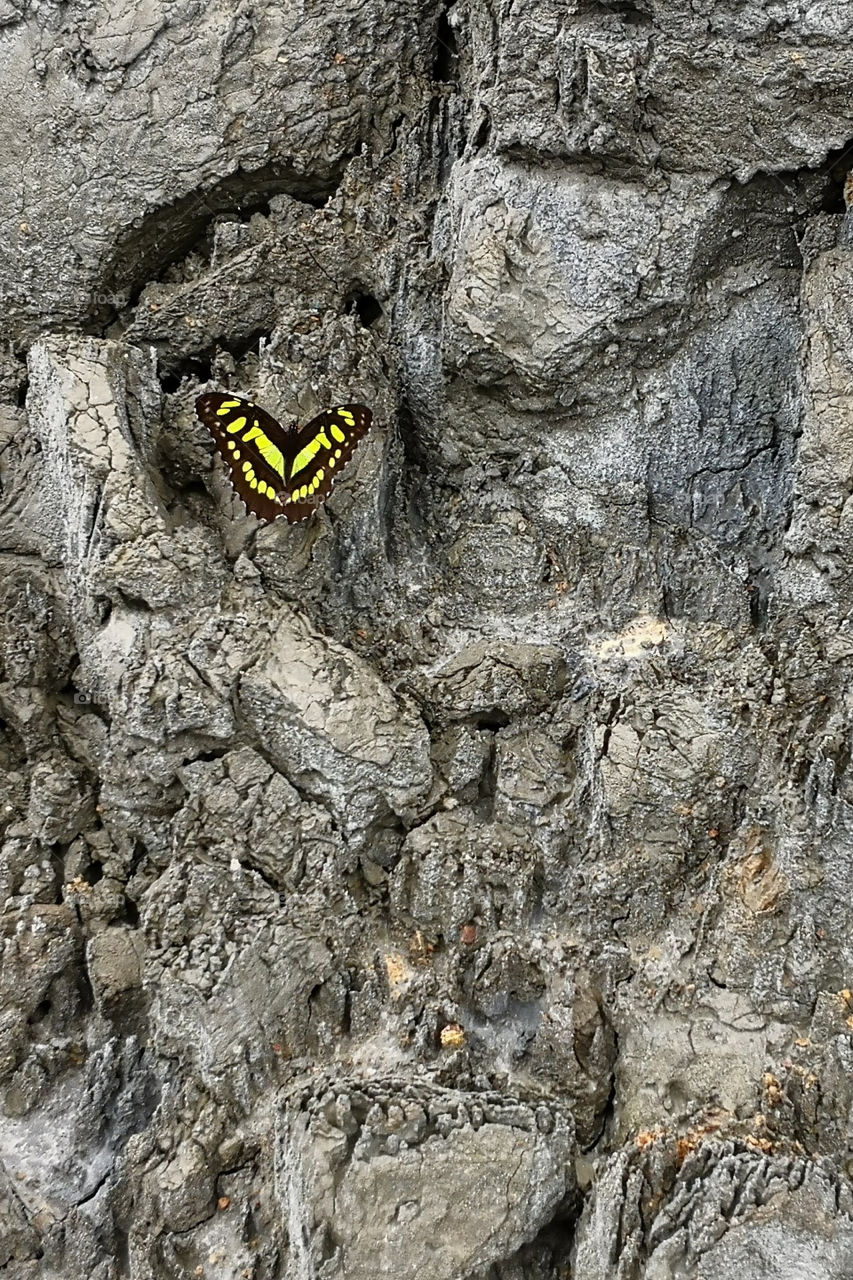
[[1, 1, 853, 1277]]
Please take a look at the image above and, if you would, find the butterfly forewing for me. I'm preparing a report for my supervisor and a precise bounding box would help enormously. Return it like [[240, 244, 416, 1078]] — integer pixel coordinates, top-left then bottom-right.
[[195, 393, 372, 525]]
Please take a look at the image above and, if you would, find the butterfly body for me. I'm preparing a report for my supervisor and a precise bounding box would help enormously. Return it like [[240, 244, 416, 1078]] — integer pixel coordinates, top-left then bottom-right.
[[195, 392, 373, 524]]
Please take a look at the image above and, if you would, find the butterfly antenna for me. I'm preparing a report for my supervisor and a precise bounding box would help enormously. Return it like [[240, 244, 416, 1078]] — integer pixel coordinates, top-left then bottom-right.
[[300, 239, 340, 287], [84, 484, 106, 575]]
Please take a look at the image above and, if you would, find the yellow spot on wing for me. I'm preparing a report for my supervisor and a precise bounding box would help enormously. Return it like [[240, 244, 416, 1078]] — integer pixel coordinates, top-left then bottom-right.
[[227, 416, 247, 433], [328, 457, 335, 468], [217, 400, 240, 414], [330, 423, 346, 443], [227, 440, 235, 450], [233, 449, 240, 460], [242, 426, 261, 442]]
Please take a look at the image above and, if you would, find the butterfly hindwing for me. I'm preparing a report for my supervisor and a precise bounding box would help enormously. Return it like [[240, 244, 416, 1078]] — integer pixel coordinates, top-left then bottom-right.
[[195, 394, 373, 525]]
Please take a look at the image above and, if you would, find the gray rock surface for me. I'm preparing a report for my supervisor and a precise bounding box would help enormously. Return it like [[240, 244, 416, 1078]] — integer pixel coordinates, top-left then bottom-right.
[[1, 0, 853, 1277], [282, 1079, 573, 1280]]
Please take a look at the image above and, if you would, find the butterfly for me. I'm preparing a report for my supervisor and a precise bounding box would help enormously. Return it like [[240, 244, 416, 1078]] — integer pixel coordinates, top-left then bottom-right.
[[195, 392, 373, 524]]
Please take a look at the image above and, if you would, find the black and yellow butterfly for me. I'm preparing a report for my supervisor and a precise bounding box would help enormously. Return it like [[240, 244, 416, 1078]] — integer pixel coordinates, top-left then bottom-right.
[[195, 392, 373, 524]]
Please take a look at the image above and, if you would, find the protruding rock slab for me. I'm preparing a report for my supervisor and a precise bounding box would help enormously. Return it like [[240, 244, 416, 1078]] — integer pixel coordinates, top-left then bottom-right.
[[280, 1077, 575, 1280]]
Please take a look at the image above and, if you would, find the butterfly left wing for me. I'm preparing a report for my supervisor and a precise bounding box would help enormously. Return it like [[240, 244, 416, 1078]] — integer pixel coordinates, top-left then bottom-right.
[[280, 405, 373, 521], [195, 392, 295, 524]]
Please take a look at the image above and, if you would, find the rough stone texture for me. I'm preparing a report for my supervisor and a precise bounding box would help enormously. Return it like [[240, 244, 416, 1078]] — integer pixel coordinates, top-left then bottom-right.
[[574, 1136, 853, 1280], [2, 0, 853, 1277], [282, 1080, 573, 1280]]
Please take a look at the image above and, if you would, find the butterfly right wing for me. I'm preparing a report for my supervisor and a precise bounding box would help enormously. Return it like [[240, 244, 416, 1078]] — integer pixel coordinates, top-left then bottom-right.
[[280, 405, 373, 518]]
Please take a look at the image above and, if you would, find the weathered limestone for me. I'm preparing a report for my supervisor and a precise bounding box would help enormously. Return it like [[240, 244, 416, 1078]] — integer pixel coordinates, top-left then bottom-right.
[[2, 0, 853, 1275]]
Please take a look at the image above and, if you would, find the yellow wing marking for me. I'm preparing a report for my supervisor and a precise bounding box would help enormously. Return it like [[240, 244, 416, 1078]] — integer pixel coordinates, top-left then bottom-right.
[[290, 430, 332, 479], [217, 400, 240, 414], [255, 435, 286, 479], [330, 422, 346, 443], [235, 426, 286, 480], [227, 416, 247, 434]]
